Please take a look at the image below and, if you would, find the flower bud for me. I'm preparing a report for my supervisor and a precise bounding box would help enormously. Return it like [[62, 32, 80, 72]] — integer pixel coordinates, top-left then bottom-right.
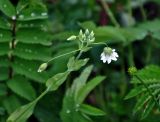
[[67, 35, 77, 41], [85, 29, 89, 36], [90, 31, 94, 37], [128, 67, 137, 76], [38, 63, 48, 72]]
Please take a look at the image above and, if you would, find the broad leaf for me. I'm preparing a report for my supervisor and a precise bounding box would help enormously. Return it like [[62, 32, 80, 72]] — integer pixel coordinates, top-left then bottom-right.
[[0, 29, 12, 43], [3, 95, 21, 114], [13, 43, 51, 61], [12, 58, 48, 83], [80, 21, 96, 30], [0, 0, 16, 17], [17, 2, 48, 21], [16, 29, 52, 46], [7, 76, 36, 101], [0, 18, 11, 30], [0, 84, 7, 96]]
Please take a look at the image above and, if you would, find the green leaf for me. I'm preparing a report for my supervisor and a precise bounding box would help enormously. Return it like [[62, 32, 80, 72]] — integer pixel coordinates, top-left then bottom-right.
[[0, 56, 10, 67], [67, 57, 89, 71], [121, 27, 147, 45], [46, 71, 70, 91], [0, 18, 11, 30], [3, 95, 21, 114], [0, 84, 7, 96], [12, 58, 48, 83], [13, 43, 51, 61], [0, 67, 9, 80], [133, 93, 151, 113], [124, 86, 144, 100], [16, 29, 52, 46], [17, 2, 48, 21], [7, 102, 36, 122], [152, 30, 160, 40], [0, 0, 16, 17], [71, 65, 93, 99], [79, 21, 96, 30], [80, 104, 106, 116], [95, 26, 126, 43], [17, 20, 48, 29], [131, 65, 160, 84], [141, 99, 155, 119], [52, 31, 78, 41], [60, 94, 91, 122], [0, 29, 12, 43], [0, 43, 9, 56], [77, 76, 105, 104], [138, 19, 160, 32], [7, 76, 36, 101]]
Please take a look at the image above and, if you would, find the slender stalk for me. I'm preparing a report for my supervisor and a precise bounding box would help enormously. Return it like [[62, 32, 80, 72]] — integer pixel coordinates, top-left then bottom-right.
[[127, 0, 135, 67], [139, 0, 147, 21], [128, 45, 135, 66], [127, 0, 132, 17], [92, 42, 108, 47], [135, 75, 160, 110], [34, 89, 49, 102], [100, 0, 120, 27], [76, 50, 83, 60], [47, 49, 80, 63]]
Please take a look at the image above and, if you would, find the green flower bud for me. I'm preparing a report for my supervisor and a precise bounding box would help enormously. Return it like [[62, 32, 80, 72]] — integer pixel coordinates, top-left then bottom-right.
[[78, 29, 84, 41], [128, 67, 137, 76], [104, 47, 112, 55], [90, 31, 94, 37], [67, 35, 77, 41], [38, 63, 48, 72], [85, 29, 89, 36]]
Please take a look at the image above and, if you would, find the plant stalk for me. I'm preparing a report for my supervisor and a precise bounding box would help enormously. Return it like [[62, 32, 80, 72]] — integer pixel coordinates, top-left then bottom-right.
[[100, 0, 120, 28]]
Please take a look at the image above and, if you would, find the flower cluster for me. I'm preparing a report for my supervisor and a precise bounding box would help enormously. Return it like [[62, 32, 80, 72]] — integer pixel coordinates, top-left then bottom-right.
[[38, 29, 119, 72], [67, 29, 95, 44]]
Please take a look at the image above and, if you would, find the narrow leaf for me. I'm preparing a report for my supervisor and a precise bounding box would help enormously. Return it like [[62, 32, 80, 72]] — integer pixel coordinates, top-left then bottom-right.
[[80, 104, 106, 116], [77, 76, 105, 104], [46, 71, 70, 91], [7, 102, 36, 122]]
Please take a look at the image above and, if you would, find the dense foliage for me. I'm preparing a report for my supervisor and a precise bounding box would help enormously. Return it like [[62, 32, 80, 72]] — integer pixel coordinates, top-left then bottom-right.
[[0, 0, 160, 122]]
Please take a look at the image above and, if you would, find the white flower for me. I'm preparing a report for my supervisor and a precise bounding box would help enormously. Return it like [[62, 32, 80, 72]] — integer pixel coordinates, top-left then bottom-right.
[[100, 47, 118, 64]]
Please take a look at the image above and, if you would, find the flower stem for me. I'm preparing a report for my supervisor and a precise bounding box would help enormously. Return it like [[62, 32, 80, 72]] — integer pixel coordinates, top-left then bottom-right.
[[47, 49, 80, 63], [139, 0, 147, 21], [100, 0, 120, 27], [135, 75, 160, 110], [92, 42, 108, 47], [34, 89, 49, 103]]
